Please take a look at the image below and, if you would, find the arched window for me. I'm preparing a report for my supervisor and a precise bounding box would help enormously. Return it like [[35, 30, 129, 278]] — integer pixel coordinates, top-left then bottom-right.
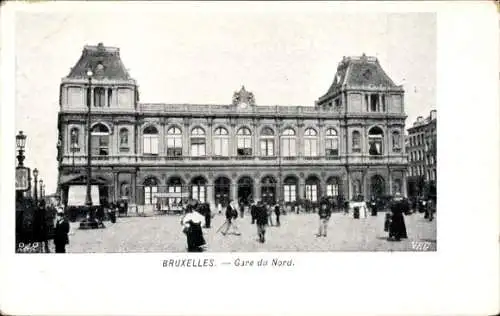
[[237, 127, 252, 156], [213, 127, 229, 156], [91, 123, 110, 156], [167, 177, 183, 206], [143, 126, 159, 155], [305, 176, 320, 202], [119, 128, 129, 152], [144, 177, 158, 205], [281, 128, 296, 157], [70, 127, 80, 152], [94, 87, 106, 107], [392, 131, 401, 152], [368, 127, 384, 156], [191, 176, 207, 203], [260, 127, 274, 156], [191, 127, 206, 157], [352, 131, 361, 152], [325, 128, 339, 156], [326, 177, 340, 197], [166, 127, 182, 157], [304, 128, 318, 157]]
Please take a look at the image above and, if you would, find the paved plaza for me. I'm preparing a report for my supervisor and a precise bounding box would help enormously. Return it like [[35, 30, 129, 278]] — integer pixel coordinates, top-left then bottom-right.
[[61, 210, 436, 252]]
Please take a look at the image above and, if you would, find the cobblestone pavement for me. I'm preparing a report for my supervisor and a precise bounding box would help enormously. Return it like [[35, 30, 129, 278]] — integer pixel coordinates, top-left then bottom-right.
[[65, 211, 437, 253]]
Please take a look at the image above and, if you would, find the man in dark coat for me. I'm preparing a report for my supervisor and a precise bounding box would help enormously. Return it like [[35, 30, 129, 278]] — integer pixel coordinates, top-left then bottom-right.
[[221, 201, 240, 236], [250, 201, 257, 224], [54, 209, 70, 253], [274, 203, 281, 227], [316, 201, 332, 237], [202, 203, 212, 228], [388, 194, 408, 241], [255, 201, 268, 243]]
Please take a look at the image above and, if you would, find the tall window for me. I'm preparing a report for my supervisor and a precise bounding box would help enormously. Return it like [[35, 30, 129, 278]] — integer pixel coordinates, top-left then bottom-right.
[[325, 128, 339, 156], [119, 128, 129, 152], [260, 127, 274, 156], [368, 126, 384, 156], [143, 126, 159, 155], [107, 88, 113, 107], [144, 177, 158, 205], [94, 87, 106, 107], [190, 127, 206, 156], [305, 177, 319, 202], [283, 177, 297, 203], [303, 128, 318, 157], [91, 123, 110, 156], [237, 127, 252, 156], [281, 128, 296, 157], [213, 127, 229, 156], [370, 94, 379, 112], [392, 131, 401, 152], [352, 131, 361, 152], [166, 127, 183, 156], [70, 127, 80, 152]]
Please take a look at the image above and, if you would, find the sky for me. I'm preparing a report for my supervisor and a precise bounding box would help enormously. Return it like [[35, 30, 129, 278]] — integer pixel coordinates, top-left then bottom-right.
[[14, 4, 436, 194]]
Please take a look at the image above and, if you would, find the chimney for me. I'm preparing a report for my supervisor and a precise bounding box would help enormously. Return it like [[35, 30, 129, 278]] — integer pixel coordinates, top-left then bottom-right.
[[430, 110, 437, 120], [417, 116, 423, 123]]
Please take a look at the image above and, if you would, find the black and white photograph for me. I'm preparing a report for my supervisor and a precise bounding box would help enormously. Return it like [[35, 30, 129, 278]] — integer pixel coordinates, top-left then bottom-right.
[[1, 2, 498, 316], [13, 7, 438, 254]]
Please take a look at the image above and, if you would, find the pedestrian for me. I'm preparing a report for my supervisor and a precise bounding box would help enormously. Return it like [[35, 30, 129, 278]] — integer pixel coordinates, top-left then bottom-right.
[[254, 201, 268, 243], [388, 193, 408, 241], [54, 208, 70, 253], [221, 200, 240, 236], [181, 206, 206, 252], [239, 201, 245, 218], [274, 203, 281, 227], [316, 201, 331, 237], [202, 203, 212, 228], [267, 204, 274, 226], [427, 198, 435, 221], [250, 201, 257, 224], [369, 197, 378, 216]]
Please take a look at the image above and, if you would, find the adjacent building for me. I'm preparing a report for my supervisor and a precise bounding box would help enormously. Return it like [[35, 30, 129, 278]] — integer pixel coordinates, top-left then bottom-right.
[[406, 110, 437, 198], [57, 43, 408, 209]]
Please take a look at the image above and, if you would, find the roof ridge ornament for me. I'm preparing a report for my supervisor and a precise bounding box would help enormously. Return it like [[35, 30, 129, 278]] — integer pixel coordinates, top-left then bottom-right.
[[232, 85, 255, 107]]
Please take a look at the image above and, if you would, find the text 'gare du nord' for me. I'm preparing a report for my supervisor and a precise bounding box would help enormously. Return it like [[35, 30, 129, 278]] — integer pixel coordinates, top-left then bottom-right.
[[57, 43, 407, 210]]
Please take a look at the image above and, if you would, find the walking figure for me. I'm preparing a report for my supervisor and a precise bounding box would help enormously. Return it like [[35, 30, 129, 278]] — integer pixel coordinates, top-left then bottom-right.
[[54, 208, 70, 253], [220, 201, 240, 236], [388, 193, 408, 241], [255, 201, 268, 243], [274, 203, 281, 227], [181, 207, 206, 252], [316, 201, 331, 237]]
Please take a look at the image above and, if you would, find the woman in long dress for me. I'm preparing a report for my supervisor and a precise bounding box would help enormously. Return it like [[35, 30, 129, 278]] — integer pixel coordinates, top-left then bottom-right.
[[388, 194, 408, 241], [181, 207, 206, 252]]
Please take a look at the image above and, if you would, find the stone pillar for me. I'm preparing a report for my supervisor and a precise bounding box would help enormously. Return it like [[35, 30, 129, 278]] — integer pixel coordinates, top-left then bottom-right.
[[402, 171, 408, 198], [131, 171, 137, 205], [113, 88, 118, 107], [231, 181, 237, 203], [320, 177, 326, 198], [230, 122, 237, 157], [252, 120, 259, 157], [206, 177, 214, 209], [113, 171, 119, 203], [297, 121, 304, 157], [362, 170, 368, 200], [254, 181, 261, 203], [378, 94, 383, 112], [183, 119, 190, 157], [299, 175, 305, 200], [318, 120, 325, 158], [206, 118, 213, 157], [388, 168, 393, 195], [346, 170, 352, 200], [104, 88, 108, 107]]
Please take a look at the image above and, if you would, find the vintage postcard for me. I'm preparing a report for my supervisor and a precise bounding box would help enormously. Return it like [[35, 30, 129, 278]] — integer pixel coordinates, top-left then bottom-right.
[[1, 1, 498, 316]]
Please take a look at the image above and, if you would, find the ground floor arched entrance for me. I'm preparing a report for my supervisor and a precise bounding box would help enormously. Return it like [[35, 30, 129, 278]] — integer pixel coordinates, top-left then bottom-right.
[[237, 176, 254, 205], [261, 176, 277, 205], [370, 175, 386, 198], [214, 177, 230, 207]]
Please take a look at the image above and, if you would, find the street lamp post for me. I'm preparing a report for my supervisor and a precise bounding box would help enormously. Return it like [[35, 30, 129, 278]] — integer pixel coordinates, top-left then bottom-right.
[[16, 131, 27, 167], [80, 69, 98, 229], [39, 179, 44, 200], [33, 168, 39, 203]]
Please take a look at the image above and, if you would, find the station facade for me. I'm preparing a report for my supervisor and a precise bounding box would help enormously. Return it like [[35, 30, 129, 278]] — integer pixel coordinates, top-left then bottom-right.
[[57, 43, 408, 208]]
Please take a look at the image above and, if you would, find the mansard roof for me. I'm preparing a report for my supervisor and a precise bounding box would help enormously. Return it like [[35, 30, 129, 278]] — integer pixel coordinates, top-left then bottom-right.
[[65, 43, 132, 81], [322, 54, 400, 98]]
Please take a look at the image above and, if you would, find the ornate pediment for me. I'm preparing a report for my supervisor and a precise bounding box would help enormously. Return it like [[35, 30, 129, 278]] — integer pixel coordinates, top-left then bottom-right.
[[232, 86, 255, 108]]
